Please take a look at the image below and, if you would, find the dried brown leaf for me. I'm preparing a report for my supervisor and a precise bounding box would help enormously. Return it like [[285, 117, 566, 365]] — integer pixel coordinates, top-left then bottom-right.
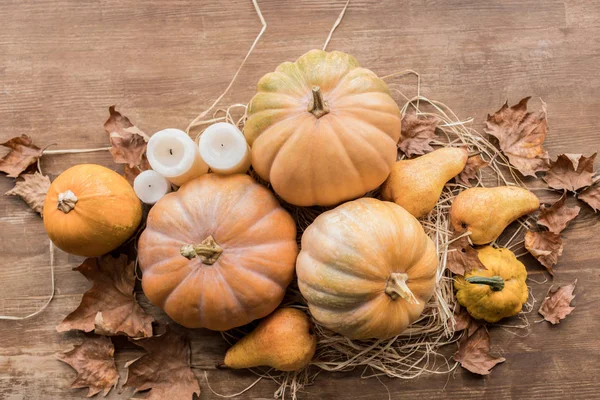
[[453, 326, 505, 375], [456, 155, 489, 186], [5, 172, 51, 216], [56, 254, 153, 338], [123, 154, 151, 185], [524, 231, 563, 275], [544, 153, 596, 192], [125, 326, 200, 400], [454, 306, 483, 337], [398, 111, 439, 157], [104, 106, 149, 168], [0, 135, 44, 178], [447, 236, 486, 276], [538, 280, 577, 324], [56, 335, 119, 397], [578, 181, 600, 211], [484, 97, 550, 177], [537, 192, 580, 234]]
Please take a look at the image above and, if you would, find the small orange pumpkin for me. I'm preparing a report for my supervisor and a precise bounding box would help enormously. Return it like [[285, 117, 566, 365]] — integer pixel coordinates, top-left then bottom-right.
[[296, 198, 438, 339], [244, 49, 402, 207], [137, 173, 298, 331], [43, 164, 142, 257]]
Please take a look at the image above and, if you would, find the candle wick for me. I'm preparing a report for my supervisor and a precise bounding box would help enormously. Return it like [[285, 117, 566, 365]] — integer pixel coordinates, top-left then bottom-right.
[[169, 148, 173, 155], [221, 144, 224, 147], [149, 185, 152, 187]]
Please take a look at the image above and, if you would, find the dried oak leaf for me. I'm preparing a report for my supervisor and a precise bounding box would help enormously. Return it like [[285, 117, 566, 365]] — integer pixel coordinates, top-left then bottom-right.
[[578, 181, 600, 211], [454, 306, 483, 337], [453, 326, 505, 375], [56, 335, 119, 397], [456, 155, 489, 186], [447, 235, 486, 276], [5, 172, 51, 216], [538, 280, 577, 324], [484, 97, 550, 177], [537, 192, 580, 234], [0, 135, 44, 178], [524, 231, 563, 275], [398, 111, 439, 157], [56, 254, 153, 338], [544, 153, 596, 192], [104, 106, 149, 168], [124, 326, 201, 400]]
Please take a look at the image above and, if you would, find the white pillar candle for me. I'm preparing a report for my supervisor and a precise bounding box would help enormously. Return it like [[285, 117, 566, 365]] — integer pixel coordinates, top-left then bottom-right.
[[146, 128, 209, 186], [198, 122, 251, 175], [133, 170, 172, 205]]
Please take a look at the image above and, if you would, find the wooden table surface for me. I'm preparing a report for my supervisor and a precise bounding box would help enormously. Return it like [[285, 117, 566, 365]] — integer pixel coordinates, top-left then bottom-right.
[[1, 1, 600, 399]]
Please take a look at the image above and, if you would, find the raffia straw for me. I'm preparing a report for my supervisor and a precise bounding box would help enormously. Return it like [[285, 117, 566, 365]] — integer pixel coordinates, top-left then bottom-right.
[[322, 0, 351, 51], [0, 240, 55, 320]]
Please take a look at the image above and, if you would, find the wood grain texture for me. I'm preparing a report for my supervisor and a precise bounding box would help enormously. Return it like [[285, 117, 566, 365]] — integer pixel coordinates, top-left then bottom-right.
[[1, 0, 600, 399]]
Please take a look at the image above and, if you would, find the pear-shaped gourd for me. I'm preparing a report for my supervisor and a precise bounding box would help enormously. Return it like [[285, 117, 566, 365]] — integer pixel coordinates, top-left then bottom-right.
[[222, 308, 317, 372], [381, 147, 468, 218], [450, 186, 539, 244]]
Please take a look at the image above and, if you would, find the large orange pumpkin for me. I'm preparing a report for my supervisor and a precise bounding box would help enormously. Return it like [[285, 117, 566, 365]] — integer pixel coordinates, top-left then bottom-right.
[[43, 164, 142, 257], [137, 174, 298, 331], [296, 198, 438, 339], [244, 49, 402, 207]]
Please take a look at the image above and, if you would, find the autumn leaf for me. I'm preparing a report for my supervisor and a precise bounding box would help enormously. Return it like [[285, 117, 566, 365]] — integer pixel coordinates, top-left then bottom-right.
[[5, 172, 51, 216], [484, 97, 550, 177], [398, 111, 439, 157], [447, 235, 486, 276], [524, 231, 563, 275], [544, 153, 596, 192], [0, 135, 44, 178], [56, 335, 119, 397], [578, 181, 600, 211], [453, 326, 505, 375], [454, 306, 483, 337], [125, 326, 201, 400], [56, 254, 154, 338], [456, 154, 489, 186], [123, 154, 151, 186], [538, 280, 577, 324], [104, 106, 149, 168], [537, 192, 580, 234]]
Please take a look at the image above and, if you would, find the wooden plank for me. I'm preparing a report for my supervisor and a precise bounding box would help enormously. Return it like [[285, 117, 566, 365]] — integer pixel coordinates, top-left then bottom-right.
[[1, 0, 599, 398]]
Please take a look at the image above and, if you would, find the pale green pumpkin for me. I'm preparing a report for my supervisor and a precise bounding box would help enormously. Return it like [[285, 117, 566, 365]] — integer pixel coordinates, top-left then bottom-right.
[[244, 49, 402, 207]]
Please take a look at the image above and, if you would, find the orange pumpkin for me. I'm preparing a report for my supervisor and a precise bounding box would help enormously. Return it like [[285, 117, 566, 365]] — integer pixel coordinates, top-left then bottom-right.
[[137, 174, 298, 331], [43, 164, 142, 257], [296, 198, 438, 339], [244, 49, 402, 207]]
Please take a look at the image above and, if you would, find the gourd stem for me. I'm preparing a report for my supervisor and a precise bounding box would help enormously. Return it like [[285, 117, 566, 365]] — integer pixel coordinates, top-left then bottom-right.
[[466, 276, 505, 292], [308, 86, 330, 118], [57, 190, 78, 213], [180, 235, 223, 265], [385, 272, 419, 304]]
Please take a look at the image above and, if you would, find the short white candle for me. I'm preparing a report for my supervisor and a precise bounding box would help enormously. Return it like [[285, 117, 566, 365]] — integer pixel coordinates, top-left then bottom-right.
[[198, 122, 251, 175], [133, 170, 172, 205], [146, 128, 209, 186]]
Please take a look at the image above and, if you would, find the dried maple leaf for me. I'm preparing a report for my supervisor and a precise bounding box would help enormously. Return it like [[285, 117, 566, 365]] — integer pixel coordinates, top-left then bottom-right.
[[453, 326, 505, 375], [397, 111, 439, 157], [104, 106, 149, 168], [456, 154, 489, 186], [0, 135, 44, 178], [538, 280, 577, 324], [454, 306, 483, 337], [447, 235, 486, 276], [484, 97, 550, 177], [5, 172, 51, 216], [524, 231, 563, 275], [578, 181, 600, 211], [537, 192, 580, 234], [544, 153, 596, 192], [56, 254, 153, 338], [56, 335, 119, 397], [125, 326, 201, 400]]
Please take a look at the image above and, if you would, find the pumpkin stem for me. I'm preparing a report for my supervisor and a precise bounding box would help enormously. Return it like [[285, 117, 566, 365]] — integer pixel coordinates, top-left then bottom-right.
[[385, 272, 419, 304], [465, 275, 505, 292], [57, 190, 78, 213], [307, 86, 330, 118], [180, 235, 223, 265]]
